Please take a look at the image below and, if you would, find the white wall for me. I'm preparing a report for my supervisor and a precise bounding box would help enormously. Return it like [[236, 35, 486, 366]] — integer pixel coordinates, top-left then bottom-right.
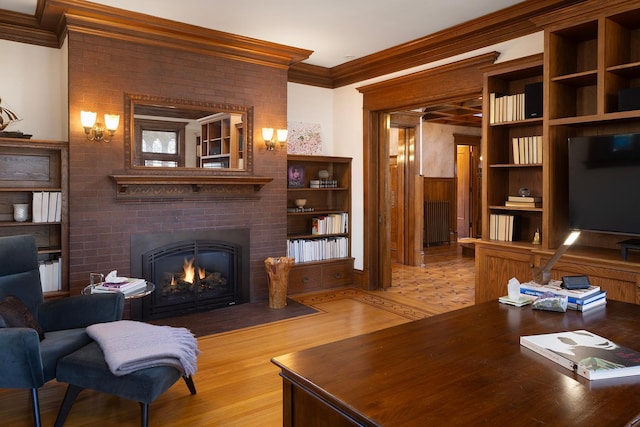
[[288, 32, 544, 270], [0, 38, 67, 140], [422, 123, 482, 178]]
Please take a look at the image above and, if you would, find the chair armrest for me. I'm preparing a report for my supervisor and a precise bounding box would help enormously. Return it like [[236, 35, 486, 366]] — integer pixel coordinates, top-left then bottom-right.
[[0, 328, 45, 388], [38, 293, 125, 332]]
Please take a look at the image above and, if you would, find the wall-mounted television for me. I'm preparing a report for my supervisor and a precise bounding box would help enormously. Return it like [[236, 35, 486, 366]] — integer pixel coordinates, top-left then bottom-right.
[[568, 133, 640, 236]]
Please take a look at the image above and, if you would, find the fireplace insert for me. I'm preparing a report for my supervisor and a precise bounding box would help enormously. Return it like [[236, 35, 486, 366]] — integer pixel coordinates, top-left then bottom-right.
[[130, 229, 250, 320]]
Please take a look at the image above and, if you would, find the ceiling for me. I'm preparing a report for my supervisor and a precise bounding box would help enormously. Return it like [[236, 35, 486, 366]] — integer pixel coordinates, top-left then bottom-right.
[[2, 0, 524, 68]]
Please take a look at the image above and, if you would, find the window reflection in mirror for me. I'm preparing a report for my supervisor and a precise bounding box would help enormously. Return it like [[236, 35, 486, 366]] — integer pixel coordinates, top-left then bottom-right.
[[126, 94, 252, 172]]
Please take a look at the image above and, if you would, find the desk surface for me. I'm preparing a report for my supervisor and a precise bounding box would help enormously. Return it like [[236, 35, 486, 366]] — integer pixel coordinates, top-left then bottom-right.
[[272, 300, 640, 426]]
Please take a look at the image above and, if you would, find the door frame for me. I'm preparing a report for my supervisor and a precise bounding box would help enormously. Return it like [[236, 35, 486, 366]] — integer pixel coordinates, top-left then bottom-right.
[[357, 52, 497, 290]]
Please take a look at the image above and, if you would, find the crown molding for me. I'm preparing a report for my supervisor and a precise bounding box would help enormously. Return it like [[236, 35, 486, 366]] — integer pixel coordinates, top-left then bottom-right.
[[1, 0, 586, 83], [0, 0, 312, 68], [289, 0, 585, 88]]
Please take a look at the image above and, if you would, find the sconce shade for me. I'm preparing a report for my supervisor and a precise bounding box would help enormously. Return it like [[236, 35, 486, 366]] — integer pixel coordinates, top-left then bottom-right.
[[262, 128, 274, 141], [104, 114, 120, 131], [277, 129, 288, 142], [80, 111, 97, 128]]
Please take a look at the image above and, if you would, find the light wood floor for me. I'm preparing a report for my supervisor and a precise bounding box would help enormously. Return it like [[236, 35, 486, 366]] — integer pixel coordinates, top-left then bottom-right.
[[1, 244, 474, 426]]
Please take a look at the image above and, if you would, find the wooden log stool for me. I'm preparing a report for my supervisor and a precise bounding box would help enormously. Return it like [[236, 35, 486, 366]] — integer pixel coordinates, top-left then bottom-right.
[[264, 256, 294, 309], [54, 341, 196, 427]]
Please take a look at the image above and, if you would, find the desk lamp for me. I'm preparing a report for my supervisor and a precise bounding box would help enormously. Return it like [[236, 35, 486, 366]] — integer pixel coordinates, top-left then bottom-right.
[[532, 230, 580, 285]]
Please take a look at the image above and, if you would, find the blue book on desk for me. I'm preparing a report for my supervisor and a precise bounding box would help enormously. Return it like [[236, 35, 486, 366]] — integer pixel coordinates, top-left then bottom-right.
[[520, 288, 606, 306]]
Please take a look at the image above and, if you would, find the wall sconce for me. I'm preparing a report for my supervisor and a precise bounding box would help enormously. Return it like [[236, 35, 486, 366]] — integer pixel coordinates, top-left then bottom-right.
[[262, 127, 288, 151], [81, 110, 120, 142]]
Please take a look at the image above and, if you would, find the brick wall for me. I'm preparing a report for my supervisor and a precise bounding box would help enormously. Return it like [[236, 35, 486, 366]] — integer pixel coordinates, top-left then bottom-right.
[[66, 31, 288, 302]]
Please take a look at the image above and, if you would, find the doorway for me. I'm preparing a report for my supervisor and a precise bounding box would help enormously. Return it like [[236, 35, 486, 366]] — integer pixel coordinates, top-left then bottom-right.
[[358, 52, 498, 290], [454, 134, 481, 239]]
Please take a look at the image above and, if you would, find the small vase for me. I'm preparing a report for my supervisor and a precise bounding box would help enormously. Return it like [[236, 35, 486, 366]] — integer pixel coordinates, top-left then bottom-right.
[[13, 203, 29, 222]]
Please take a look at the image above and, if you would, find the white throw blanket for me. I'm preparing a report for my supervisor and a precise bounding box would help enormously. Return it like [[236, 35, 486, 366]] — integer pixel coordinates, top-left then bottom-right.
[[86, 320, 200, 377]]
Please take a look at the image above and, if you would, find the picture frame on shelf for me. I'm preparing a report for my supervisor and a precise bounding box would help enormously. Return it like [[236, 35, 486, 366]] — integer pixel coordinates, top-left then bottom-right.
[[288, 165, 305, 188]]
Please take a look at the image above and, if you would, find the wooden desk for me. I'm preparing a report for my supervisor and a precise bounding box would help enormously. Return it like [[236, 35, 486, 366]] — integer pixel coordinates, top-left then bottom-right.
[[272, 300, 640, 426]]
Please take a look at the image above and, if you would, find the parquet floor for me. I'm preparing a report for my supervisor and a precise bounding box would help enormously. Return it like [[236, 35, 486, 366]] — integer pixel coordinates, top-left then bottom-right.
[[383, 243, 475, 314], [0, 243, 475, 426]]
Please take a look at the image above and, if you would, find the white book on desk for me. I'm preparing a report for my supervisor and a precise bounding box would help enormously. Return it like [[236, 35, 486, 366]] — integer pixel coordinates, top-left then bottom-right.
[[521, 330, 640, 380]]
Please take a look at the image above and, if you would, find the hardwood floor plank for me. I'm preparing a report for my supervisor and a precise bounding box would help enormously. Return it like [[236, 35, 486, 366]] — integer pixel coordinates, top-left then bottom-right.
[[0, 245, 474, 426]]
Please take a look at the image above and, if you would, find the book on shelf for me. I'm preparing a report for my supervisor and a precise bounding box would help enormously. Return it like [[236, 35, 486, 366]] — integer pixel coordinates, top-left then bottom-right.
[[39, 256, 62, 293], [508, 196, 541, 203], [520, 330, 640, 380], [286, 236, 349, 263], [311, 212, 348, 235], [32, 191, 62, 223], [489, 92, 525, 124], [505, 200, 541, 208], [489, 214, 517, 242], [511, 136, 542, 164]]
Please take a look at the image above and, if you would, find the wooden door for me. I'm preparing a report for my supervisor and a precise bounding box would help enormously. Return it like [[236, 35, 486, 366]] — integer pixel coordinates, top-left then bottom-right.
[[456, 145, 471, 238], [389, 154, 403, 263]]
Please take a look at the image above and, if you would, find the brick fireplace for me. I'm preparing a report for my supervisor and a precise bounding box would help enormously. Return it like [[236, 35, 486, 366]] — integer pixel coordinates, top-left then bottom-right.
[[66, 29, 288, 304]]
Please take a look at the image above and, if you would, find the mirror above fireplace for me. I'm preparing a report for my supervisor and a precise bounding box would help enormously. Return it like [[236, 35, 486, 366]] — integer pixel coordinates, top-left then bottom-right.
[[125, 93, 252, 172], [111, 94, 272, 200]]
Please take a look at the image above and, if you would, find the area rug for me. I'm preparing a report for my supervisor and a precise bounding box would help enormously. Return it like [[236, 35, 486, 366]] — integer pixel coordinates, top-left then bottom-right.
[[291, 288, 431, 321], [148, 298, 318, 337]]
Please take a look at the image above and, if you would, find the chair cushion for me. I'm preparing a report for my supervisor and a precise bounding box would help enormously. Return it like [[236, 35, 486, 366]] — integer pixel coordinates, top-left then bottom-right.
[[40, 328, 91, 381], [57, 341, 183, 404], [0, 295, 45, 340]]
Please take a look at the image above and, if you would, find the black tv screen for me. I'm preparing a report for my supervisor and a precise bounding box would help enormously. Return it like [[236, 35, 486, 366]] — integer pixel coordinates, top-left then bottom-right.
[[568, 133, 640, 236]]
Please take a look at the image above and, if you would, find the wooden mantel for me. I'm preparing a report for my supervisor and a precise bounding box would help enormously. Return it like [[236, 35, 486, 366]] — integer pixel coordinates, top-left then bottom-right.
[[109, 174, 273, 200]]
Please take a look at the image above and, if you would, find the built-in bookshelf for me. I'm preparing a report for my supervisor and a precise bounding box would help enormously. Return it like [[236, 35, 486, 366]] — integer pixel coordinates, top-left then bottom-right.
[[0, 138, 68, 297], [477, 2, 640, 305], [482, 53, 544, 248], [286, 155, 353, 294]]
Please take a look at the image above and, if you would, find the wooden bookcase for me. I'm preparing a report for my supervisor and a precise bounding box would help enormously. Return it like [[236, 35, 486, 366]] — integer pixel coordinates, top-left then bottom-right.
[[482, 54, 544, 247], [0, 138, 69, 297], [199, 113, 242, 169], [286, 155, 353, 294], [476, 1, 640, 304]]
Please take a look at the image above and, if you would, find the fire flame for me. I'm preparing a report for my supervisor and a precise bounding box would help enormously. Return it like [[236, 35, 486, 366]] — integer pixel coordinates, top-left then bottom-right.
[[170, 258, 206, 286]]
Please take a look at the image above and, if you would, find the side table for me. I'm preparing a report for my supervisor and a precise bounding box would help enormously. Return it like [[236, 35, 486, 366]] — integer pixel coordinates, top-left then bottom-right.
[[82, 282, 155, 299]]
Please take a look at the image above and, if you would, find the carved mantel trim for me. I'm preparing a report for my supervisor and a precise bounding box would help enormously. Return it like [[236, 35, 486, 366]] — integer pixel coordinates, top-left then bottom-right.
[[109, 174, 273, 201]]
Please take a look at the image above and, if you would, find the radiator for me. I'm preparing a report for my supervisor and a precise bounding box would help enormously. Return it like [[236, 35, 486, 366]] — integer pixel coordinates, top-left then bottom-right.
[[424, 200, 450, 246]]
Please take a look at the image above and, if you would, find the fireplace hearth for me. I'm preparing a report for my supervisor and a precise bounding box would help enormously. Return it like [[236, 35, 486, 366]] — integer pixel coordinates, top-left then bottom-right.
[[130, 229, 250, 320]]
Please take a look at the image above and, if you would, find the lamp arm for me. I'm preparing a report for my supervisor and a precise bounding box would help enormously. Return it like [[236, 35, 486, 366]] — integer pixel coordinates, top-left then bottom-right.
[[532, 243, 572, 285]]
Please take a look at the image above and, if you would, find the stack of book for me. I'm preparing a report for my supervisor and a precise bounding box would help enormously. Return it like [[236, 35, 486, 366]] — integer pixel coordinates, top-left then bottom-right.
[[91, 277, 147, 297], [519, 280, 606, 312], [512, 135, 542, 164], [505, 195, 542, 208], [286, 236, 349, 263], [489, 92, 525, 123], [39, 257, 62, 292], [311, 212, 348, 235], [32, 191, 62, 223], [489, 213, 516, 241]]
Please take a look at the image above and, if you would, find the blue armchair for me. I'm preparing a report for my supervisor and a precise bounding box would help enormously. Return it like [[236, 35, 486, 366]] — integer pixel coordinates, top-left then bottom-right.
[[0, 234, 124, 427]]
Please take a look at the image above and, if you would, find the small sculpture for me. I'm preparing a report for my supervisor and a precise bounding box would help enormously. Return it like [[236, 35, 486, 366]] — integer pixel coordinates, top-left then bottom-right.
[[0, 98, 21, 131]]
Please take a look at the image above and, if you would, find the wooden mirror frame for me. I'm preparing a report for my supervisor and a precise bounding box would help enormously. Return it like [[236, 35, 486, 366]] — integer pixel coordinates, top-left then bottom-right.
[[124, 93, 254, 175]]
